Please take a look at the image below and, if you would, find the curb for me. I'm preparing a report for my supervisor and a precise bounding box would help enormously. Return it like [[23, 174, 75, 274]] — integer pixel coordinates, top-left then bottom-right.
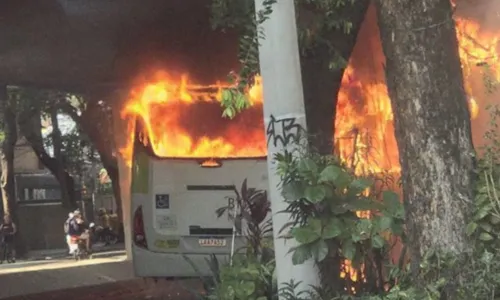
[[26, 244, 125, 261]]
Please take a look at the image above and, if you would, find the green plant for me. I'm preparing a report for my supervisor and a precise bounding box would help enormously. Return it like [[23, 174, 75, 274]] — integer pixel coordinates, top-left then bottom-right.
[[210, 0, 361, 118], [216, 179, 273, 258], [275, 150, 405, 295], [210, 255, 277, 300], [184, 179, 276, 299], [467, 105, 500, 251], [184, 253, 277, 300]]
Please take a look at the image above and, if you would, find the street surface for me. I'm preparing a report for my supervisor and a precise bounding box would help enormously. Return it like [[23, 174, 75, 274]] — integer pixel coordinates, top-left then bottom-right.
[[0, 251, 201, 299]]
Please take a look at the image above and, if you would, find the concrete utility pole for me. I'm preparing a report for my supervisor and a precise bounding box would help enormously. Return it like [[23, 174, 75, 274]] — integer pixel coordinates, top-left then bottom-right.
[[112, 89, 133, 259], [255, 0, 320, 293]]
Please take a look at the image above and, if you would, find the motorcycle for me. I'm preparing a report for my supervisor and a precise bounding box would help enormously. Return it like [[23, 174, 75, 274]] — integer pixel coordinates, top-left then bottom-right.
[[69, 231, 92, 261]]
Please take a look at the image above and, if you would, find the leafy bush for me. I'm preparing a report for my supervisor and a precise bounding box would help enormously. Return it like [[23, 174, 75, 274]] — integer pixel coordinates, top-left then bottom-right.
[[185, 179, 275, 300], [216, 179, 273, 258], [275, 150, 405, 295], [205, 255, 277, 300]]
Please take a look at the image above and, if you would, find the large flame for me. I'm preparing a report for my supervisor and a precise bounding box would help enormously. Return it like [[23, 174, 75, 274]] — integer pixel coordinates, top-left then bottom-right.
[[119, 5, 499, 289], [120, 15, 490, 173]]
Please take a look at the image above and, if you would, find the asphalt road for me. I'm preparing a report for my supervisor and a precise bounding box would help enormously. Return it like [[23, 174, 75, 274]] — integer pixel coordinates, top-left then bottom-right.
[[0, 251, 202, 299], [0, 253, 133, 298], [0, 250, 126, 273]]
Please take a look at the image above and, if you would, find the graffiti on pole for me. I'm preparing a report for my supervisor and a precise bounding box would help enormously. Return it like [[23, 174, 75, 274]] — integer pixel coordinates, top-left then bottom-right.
[[266, 114, 303, 148]]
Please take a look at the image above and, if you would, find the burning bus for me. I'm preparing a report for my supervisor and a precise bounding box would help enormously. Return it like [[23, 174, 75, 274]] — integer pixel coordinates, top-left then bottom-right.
[[129, 138, 268, 277], [123, 73, 269, 277], [121, 3, 498, 278]]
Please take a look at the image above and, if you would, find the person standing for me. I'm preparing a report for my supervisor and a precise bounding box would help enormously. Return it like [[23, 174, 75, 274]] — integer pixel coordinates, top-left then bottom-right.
[[0, 215, 17, 261], [64, 212, 74, 254]]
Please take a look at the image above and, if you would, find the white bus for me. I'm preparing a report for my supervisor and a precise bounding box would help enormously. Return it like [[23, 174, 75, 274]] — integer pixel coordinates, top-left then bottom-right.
[[130, 142, 268, 277]]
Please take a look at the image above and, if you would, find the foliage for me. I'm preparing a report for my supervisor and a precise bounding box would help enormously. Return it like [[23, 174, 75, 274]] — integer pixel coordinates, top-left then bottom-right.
[[216, 179, 273, 257], [275, 150, 405, 294], [210, 0, 357, 118], [212, 0, 275, 119], [199, 120, 500, 299], [185, 179, 276, 300], [207, 255, 276, 300], [467, 105, 500, 251], [11, 86, 107, 192]]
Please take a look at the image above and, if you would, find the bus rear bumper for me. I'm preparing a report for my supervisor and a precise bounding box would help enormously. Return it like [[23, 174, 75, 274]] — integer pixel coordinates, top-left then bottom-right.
[[132, 245, 230, 278]]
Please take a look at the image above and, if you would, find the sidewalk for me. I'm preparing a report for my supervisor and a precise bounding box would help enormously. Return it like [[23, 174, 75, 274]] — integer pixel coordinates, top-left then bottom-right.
[[2, 278, 201, 300], [25, 243, 125, 261]]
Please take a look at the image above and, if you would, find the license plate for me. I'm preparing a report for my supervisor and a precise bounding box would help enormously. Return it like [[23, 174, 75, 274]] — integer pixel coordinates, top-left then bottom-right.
[[198, 238, 227, 247]]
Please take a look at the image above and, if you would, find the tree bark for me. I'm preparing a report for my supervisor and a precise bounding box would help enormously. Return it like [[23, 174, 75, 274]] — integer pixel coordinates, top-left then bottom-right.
[[0, 86, 18, 219], [60, 99, 123, 222], [50, 107, 75, 208], [298, 0, 370, 155], [18, 104, 77, 209], [375, 0, 474, 279]]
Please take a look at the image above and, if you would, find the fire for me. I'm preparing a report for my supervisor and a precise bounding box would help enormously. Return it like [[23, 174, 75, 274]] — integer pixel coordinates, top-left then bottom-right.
[[120, 16, 490, 171], [118, 7, 499, 291], [121, 72, 266, 162]]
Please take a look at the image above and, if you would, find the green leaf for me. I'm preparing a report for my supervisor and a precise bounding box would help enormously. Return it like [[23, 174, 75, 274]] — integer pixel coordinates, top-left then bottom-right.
[[347, 197, 382, 211], [490, 214, 500, 225], [383, 191, 404, 218], [308, 218, 323, 236], [371, 235, 385, 249], [281, 183, 303, 202], [319, 165, 342, 183], [378, 216, 393, 232], [322, 218, 342, 239], [342, 240, 356, 261], [237, 281, 256, 297], [479, 232, 494, 241], [291, 227, 320, 244], [312, 239, 329, 262], [466, 222, 478, 236], [334, 170, 351, 190], [356, 219, 373, 239], [479, 221, 493, 232], [474, 205, 493, 221], [351, 232, 362, 242], [348, 178, 373, 194], [304, 185, 326, 203], [298, 157, 318, 174], [221, 89, 232, 102], [291, 244, 312, 265], [383, 191, 400, 208], [390, 221, 405, 236]]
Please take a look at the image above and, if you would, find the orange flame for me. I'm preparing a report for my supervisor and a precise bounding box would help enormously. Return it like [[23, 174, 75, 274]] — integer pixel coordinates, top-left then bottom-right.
[[119, 9, 499, 289], [120, 17, 489, 173], [121, 72, 265, 162]]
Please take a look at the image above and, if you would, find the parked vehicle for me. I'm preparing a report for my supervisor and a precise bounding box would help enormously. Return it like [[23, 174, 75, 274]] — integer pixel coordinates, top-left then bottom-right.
[[69, 234, 92, 261]]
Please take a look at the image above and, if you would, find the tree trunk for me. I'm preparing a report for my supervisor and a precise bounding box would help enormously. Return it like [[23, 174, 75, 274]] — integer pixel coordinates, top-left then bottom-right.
[[104, 162, 122, 220], [18, 105, 77, 209], [60, 98, 124, 225], [50, 108, 75, 208], [375, 0, 474, 283], [0, 86, 18, 218], [0, 86, 25, 256], [297, 0, 370, 155]]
